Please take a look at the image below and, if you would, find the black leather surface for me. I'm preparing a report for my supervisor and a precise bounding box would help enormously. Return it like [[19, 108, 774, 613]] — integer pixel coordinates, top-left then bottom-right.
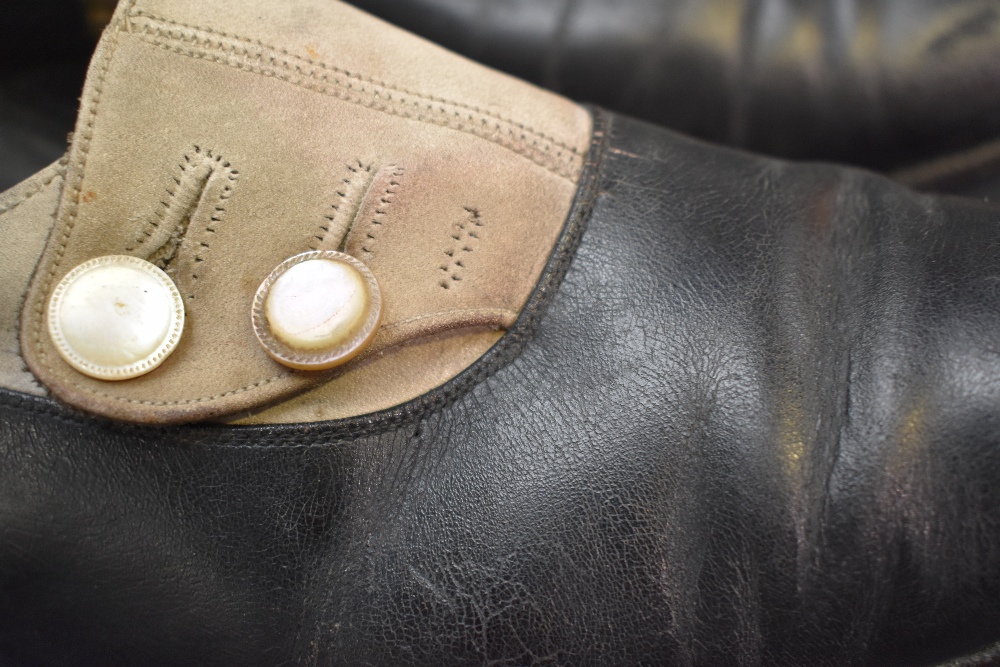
[[3, 111, 1000, 666], [347, 0, 1000, 172]]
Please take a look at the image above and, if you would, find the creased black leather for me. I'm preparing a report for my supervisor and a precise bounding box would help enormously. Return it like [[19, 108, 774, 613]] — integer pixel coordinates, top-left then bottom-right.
[[346, 0, 1000, 172], [3, 111, 1000, 666]]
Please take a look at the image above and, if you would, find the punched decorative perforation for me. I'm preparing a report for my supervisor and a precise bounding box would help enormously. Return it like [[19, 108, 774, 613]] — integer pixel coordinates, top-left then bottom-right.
[[439, 207, 484, 290], [358, 165, 405, 264], [310, 160, 374, 252]]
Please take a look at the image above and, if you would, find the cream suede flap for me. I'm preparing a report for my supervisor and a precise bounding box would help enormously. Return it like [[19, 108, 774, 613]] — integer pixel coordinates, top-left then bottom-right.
[[21, 0, 591, 423], [0, 161, 65, 397]]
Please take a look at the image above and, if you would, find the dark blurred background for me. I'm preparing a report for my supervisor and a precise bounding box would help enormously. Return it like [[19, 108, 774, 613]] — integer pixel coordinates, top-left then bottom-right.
[[0, 0, 111, 190]]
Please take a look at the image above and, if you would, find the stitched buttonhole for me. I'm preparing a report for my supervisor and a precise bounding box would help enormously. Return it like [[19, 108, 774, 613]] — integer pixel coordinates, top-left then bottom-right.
[[310, 159, 374, 252], [349, 165, 405, 264], [125, 146, 239, 302], [128, 146, 239, 302], [440, 207, 483, 290]]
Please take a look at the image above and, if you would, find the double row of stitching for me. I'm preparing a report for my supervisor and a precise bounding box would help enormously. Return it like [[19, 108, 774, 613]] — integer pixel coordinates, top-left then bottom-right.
[[130, 11, 582, 160], [63, 373, 291, 407], [126, 11, 583, 181]]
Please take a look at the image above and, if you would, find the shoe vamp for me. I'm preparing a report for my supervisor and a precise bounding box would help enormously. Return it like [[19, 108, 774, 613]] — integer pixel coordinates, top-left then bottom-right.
[[2, 114, 1000, 666]]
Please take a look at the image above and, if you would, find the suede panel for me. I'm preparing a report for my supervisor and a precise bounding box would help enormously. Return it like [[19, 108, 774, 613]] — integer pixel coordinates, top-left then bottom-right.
[[0, 160, 500, 420], [232, 329, 503, 424], [20, 0, 592, 424], [0, 162, 64, 397]]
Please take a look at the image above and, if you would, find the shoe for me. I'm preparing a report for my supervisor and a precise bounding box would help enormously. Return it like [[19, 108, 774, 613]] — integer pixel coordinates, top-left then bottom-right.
[[1, 0, 1000, 665], [345, 0, 1000, 173]]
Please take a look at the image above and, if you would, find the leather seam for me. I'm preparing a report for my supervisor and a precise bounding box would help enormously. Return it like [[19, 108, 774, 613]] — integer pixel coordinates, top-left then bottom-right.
[[61, 374, 292, 407], [311, 160, 373, 252], [37, 305, 515, 408], [359, 166, 404, 263], [126, 11, 582, 181], [126, 147, 211, 256], [181, 154, 240, 302]]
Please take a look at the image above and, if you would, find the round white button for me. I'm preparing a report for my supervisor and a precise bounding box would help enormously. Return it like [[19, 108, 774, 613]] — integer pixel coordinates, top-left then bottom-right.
[[47, 255, 185, 381], [266, 259, 369, 352], [252, 251, 381, 371]]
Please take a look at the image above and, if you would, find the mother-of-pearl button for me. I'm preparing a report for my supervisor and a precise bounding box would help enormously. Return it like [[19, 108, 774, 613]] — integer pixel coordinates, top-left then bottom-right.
[[47, 255, 185, 381], [252, 251, 381, 371]]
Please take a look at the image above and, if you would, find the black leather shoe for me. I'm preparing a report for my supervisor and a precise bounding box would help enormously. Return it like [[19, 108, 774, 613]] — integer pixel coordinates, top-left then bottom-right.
[[346, 0, 1000, 172], [2, 1, 1000, 665]]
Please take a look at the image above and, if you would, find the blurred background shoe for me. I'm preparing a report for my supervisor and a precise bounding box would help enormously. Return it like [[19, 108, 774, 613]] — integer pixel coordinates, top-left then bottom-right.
[[6, 0, 1000, 197], [0, 0, 94, 191], [347, 0, 1000, 200], [344, 0, 1000, 174]]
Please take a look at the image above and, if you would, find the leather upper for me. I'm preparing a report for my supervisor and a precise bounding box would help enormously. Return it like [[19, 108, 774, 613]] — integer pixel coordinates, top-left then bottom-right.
[[2, 111, 1000, 666], [346, 0, 1000, 171]]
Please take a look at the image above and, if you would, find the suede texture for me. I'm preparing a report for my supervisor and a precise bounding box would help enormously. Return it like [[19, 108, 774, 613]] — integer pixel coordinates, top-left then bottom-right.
[[232, 329, 503, 424], [0, 159, 502, 422], [0, 162, 64, 397], [19, 0, 592, 424]]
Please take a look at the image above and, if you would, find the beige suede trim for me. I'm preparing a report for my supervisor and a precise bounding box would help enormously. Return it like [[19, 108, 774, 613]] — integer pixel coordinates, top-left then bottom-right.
[[21, 0, 591, 424], [0, 161, 65, 397], [231, 329, 503, 425]]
